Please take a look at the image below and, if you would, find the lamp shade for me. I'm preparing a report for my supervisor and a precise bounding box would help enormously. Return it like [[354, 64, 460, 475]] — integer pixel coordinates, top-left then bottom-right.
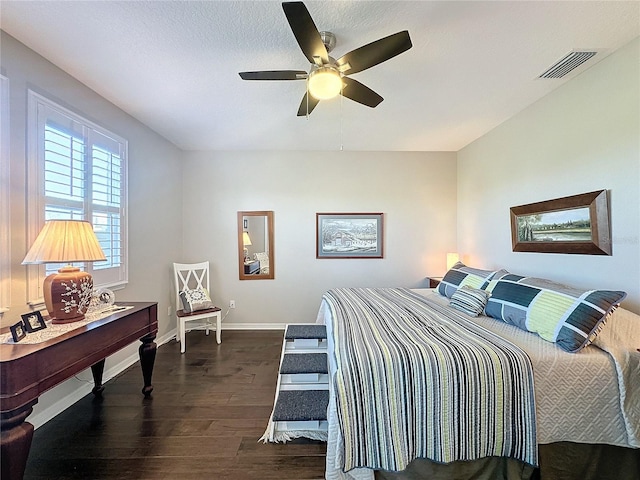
[[242, 231, 252, 246], [308, 67, 342, 100], [22, 220, 106, 264], [22, 220, 106, 324], [446, 252, 460, 271]]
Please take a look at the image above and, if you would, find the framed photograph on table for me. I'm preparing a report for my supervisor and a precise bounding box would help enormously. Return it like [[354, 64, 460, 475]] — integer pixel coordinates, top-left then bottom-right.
[[10, 321, 27, 343], [316, 213, 384, 259], [22, 311, 47, 333]]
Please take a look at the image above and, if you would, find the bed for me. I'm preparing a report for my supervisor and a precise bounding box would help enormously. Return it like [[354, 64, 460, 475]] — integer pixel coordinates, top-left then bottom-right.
[[317, 265, 640, 480]]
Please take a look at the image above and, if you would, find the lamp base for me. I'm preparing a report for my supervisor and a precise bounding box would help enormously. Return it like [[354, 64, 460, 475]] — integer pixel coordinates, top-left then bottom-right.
[[43, 266, 94, 324]]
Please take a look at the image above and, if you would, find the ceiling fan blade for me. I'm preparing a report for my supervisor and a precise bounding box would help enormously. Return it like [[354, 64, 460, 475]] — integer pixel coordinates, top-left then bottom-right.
[[340, 77, 383, 108], [282, 2, 329, 65], [336, 31, 412, 75], [239, 70, 307, 81], [297, 92, 320, 116]]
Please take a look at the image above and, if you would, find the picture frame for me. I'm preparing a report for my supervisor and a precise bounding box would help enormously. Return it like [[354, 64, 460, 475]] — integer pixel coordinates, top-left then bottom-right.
[[510, 190, 611, 255], [10, 321, 27, 343], [316, 213, 384, 259], [21, 311, 47, 333]]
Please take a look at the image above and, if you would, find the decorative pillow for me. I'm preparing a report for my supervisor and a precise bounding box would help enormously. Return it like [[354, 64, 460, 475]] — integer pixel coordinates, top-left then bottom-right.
[[437, 261, 497, 299], [593, 307, 640, 353], [484, 271, 627, 353], [179, 288, 214, 313], [449, 286, 491, 317]]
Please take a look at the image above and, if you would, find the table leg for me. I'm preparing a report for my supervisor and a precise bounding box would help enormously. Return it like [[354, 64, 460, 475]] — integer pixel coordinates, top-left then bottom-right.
[[139, 333, 157, 397], [1, 405, 35, 480], [91, 359, 106, 396]]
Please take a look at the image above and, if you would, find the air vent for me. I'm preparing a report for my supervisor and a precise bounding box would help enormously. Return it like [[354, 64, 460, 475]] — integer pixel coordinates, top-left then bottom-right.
[[538, 51, 598, 79]]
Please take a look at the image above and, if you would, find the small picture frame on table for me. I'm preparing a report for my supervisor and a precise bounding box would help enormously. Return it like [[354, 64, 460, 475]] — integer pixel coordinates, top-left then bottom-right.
[[10, 321, 27, 343], [21, 311, 47, 333]]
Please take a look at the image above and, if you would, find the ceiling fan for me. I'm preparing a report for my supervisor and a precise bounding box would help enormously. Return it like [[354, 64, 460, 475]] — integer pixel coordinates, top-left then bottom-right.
[[239, 1, 412, 116]]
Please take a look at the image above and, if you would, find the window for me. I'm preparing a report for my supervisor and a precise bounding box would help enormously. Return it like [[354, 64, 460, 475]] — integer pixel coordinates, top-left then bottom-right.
[[0, 75, 9, 313], [27, 91, 128, 304]]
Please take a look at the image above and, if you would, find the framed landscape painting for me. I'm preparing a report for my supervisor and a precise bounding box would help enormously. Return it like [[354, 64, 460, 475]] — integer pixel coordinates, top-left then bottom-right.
[[316, 213, 384, 258], [510, 190, 611, 255]]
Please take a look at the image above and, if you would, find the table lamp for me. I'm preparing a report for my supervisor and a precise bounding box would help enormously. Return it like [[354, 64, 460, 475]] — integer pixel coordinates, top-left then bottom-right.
[[242, 231, 252, 262], [22, 220, 106, 324], [446, 252, 460, 271]]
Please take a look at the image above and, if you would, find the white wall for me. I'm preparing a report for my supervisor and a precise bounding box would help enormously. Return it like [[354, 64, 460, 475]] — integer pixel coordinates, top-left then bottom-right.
[[457, 37, 640, 313], [180, 150, 458, 326], [1, 31, 184, 426]]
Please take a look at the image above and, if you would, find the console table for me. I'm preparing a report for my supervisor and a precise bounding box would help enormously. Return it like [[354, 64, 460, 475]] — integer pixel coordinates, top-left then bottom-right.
[[0, 302, 158, 480]]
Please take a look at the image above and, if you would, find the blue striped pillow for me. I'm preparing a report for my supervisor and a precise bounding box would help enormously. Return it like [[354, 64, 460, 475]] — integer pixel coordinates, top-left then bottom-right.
[[437, 262, 497, 299], [449, 285, 491, 317]]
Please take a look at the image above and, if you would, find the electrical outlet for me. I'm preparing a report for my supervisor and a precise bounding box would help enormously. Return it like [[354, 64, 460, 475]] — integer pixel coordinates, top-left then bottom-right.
[[229, 300, 236, 309], [167, 306, 171, 316]]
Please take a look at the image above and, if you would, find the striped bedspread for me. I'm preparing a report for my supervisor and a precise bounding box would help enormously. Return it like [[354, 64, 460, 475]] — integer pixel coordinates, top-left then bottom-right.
[[323, 287, 538, 472]]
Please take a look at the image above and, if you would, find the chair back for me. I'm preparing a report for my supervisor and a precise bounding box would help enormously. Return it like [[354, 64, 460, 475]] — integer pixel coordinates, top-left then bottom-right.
[[173, 261, 210, 310]]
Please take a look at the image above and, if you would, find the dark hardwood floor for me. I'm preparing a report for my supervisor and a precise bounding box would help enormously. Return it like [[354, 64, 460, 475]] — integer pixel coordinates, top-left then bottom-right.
[[24, 330, 326, 480]]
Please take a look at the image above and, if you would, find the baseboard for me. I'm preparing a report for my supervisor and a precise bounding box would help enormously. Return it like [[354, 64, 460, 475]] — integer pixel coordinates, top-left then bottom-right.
[[30, 330, 176, 430]]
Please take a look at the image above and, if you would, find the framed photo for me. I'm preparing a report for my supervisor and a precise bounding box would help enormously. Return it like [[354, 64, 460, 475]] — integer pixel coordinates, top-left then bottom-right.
[[316, 213, 384, 259], [22, 311, 47, 333], [510, 190, 611, 255], [10, 321, 27, 343]]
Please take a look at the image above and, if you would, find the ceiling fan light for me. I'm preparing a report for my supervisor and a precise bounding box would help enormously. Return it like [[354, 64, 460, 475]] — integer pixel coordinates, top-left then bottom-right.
[[308, 67, 342, 100]]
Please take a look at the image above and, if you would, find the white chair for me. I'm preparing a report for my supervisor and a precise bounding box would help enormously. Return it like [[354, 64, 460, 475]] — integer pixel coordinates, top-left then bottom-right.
[[253, 251, 270, 274], [173, 261, 222, 353]]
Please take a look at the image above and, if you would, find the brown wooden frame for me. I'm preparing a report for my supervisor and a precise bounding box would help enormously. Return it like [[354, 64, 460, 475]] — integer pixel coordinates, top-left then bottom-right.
[[237, 211, 275, 280], [510, 190, 611, 255], [316, 213, 384, 259]]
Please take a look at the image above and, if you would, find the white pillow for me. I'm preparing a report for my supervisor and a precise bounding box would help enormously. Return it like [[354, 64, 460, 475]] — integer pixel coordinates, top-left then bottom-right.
[[592, 307, 640, 352], [179, 288, 214, 313]]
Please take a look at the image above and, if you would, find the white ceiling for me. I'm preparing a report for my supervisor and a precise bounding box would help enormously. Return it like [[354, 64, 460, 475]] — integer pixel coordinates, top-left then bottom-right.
[[1, 1, 638, 152]]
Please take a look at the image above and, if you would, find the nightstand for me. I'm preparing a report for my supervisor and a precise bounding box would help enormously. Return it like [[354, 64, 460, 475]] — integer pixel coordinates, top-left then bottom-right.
[[244, 260, 260, 274], [428, 277, 442, 288]]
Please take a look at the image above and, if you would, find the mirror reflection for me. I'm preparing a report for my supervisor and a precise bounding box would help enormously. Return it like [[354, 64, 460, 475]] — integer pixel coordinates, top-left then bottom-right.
[[238, 211, 274, 280]]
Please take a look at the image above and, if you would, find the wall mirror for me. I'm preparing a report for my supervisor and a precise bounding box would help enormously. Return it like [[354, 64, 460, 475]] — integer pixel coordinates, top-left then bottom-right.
[[238, 211, 274, 280]]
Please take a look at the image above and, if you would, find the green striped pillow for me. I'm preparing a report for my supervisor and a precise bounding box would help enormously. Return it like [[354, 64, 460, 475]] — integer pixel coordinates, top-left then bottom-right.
[[485, 272, 626, 352], [449, 285, 491, 317]]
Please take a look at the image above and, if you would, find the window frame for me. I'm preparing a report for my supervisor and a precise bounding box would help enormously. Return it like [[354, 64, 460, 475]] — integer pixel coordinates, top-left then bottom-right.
[[26, 91, 128, 306], [0, 75, 10, 313]]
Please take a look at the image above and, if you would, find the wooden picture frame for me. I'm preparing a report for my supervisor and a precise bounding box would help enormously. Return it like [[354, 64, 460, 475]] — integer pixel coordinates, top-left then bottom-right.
[[10, 321, 27, 343], [316, 213, 384, 258], [510, 190, 611, 255], [21, 311, 47, 333]]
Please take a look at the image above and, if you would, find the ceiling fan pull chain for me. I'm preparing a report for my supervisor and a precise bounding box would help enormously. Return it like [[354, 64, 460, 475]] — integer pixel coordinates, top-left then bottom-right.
[[340, 82, 344, 151]]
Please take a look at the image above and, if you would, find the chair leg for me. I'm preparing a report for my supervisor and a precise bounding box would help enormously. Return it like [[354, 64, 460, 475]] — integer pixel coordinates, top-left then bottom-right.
[[216, 312, 222, 344], [180, 320, 186, 354]]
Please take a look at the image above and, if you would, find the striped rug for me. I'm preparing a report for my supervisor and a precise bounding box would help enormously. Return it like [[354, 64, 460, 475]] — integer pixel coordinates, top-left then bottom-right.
[[323, 287, 537, 472]]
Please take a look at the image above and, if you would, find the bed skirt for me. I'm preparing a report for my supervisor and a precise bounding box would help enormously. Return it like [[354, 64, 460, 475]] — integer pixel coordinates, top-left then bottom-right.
[[374, 443, 640, 480]]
